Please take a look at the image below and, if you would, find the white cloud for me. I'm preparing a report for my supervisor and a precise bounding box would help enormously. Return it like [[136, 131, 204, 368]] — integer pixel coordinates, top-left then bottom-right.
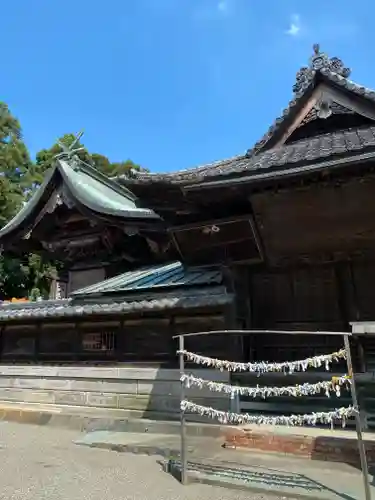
[[192, 0, 233, 21], [285, 14, 301, 37], [217, 1, 228, 12]]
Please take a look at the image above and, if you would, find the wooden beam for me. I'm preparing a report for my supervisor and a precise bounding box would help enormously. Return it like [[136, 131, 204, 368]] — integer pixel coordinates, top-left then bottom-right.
[[169, 214, 253, 232], [274, 88, 322, 148]]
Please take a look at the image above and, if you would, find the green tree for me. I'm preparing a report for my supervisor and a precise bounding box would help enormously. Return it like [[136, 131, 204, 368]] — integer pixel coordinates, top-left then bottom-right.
[[35, 133, 92, 174], [0, 102, 21, 143], [36, 133, 146, 180], [0, 112, 149, 300], [0, 176, 21, 227], [0, 253, 57, 301], [0, 103, 34, 205], [0, 102, 56, 301]]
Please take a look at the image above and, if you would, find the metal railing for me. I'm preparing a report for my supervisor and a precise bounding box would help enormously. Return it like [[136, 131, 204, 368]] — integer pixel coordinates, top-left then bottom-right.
[[173, 329, 371, 500]]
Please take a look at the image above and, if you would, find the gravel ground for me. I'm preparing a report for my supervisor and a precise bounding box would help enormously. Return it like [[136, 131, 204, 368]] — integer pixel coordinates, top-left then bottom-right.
[[0, 421, 287, 500]]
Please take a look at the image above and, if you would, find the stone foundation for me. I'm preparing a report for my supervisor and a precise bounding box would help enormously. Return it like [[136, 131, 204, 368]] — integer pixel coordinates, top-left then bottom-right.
[[0, 365, 230, 418]]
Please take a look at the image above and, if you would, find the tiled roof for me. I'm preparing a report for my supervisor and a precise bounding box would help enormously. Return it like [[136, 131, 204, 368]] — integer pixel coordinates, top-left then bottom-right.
[[120, 125, 375, 185], [0, 292, 231, 322], [71, 261, 223, 297], [246, 68, 375, 157], [117, 51, 375, 187]]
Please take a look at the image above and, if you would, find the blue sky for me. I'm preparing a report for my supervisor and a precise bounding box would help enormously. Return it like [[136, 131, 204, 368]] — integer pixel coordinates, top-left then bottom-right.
[[2, 0, 374, 172]]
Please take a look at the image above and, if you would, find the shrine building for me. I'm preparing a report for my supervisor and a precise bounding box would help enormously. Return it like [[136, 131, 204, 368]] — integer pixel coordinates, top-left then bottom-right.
[[0, 45, 374, 427]]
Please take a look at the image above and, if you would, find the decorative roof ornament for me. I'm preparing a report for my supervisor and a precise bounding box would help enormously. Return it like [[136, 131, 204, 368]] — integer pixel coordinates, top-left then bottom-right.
[[293, 44, 351, 94], [54, 130, 85, 170], [315, 96, 333, 120]]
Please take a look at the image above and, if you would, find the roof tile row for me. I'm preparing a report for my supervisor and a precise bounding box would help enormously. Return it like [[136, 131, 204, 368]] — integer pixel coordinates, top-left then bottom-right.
[[0, 294, 232, 321], [123, 125, 375, 185]]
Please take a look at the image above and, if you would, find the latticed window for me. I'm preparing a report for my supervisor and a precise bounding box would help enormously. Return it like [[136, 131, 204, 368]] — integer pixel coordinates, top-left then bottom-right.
[[82, 332, 116, 353]]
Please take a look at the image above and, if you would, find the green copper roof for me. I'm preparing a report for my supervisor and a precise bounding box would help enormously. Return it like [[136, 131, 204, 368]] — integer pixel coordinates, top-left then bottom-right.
[[57, 159, 159, 219], [0, 262, 230, 322], [0, 157, 161, 242], [71, 261, 223, 297], [0, 167, 56, 240]]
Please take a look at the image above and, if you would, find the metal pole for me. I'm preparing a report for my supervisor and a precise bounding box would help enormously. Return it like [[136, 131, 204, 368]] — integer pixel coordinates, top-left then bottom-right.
[[343, 334, 371, 500], [179, 335, 188, 485]]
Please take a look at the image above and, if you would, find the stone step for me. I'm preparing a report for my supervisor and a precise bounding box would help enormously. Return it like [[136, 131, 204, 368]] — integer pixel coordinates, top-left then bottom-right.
[[85, 416, 223, 437], [0, 400, 223, 438], [74, 430, 213, 457]]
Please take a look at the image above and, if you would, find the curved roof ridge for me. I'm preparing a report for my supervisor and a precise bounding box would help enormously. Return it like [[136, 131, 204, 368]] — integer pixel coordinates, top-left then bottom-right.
[[245, 69, 375, 158], [120, 73, 375, 186], [118, 124, 375, 185], [119, 153, 247, 182], [0, 156, 161, 245], [71, 158, 138, 202], [57, 159, 159, 219], [121, 46, 375, 188]]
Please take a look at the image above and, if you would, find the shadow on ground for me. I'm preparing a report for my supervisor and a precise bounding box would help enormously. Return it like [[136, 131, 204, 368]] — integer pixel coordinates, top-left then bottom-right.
[[159, 458, 358, 500]]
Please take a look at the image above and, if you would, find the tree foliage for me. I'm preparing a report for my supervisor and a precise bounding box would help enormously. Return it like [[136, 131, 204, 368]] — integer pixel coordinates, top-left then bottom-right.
[[0, 253, 57, 301], [0, 105, 147, 301], [36, 133, 146, 180], [0, 102, 56, 300]]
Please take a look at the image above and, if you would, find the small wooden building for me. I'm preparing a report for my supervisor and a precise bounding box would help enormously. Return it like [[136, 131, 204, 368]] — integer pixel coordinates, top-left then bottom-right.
[[1, 45, 375, 425]]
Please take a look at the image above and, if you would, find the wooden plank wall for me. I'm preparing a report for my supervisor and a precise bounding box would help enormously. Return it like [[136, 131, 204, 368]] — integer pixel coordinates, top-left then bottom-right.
[[231, 261, 375, 429], [0, 312, 238, 365]]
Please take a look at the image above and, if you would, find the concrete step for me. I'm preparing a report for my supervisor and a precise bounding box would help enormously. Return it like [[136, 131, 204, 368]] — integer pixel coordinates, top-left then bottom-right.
[[85, 417, 223, 438], [0, 400, 224, 438], [75, 430, 215, 457]]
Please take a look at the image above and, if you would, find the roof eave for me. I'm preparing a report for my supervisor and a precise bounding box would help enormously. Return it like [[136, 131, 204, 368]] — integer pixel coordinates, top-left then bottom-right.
[[0, 166, 57, 244], [72, 285, 227, 302], [182, 150, 375, 191], [0, 292, 233, 322], [59, 160, 139, 203], [57, 160, 163, 222], [247, 76, 318, 157]]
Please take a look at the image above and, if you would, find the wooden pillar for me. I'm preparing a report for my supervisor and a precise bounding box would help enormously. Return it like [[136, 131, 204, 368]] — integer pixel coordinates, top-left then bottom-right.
[[334, 262, 351, 327], [336, 261, 368, 428], [74, 322, 82, 361], [0, 326, 3, 361], [115, 318, 125, 361], [169, 316, 178, 367], [358, 341, 366, 373], [346, 262, 367, 372], [222, 265, 242, 361], [244, 267, 254, 362], [34, 323, 40, 363]]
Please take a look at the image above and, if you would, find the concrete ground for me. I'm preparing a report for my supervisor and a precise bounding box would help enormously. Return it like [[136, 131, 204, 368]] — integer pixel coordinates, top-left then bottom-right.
[[0, 421, 291, 500], [75, 428, 375, 500]]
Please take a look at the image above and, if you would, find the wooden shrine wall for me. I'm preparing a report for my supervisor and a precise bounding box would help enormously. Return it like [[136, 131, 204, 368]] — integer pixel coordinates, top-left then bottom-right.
[[0, 311, 234, 422], [240, 264, 345, 363], [251, 176, 375, 266], [232, 261, 375, 428], [0, 312, 235, 365], [68, 267, 105, 293], [232, 260, 375, 367]]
